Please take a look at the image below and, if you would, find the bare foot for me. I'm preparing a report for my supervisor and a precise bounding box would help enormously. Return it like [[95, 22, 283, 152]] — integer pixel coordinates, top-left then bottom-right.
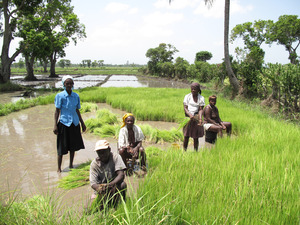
[[69, 165, 74, 169], [57, 168, 62, 173]]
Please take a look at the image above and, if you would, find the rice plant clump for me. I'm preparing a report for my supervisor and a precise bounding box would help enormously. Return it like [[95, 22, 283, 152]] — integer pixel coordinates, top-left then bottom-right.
[[80, 102, 98, 113], [58, 161, 91, 190]]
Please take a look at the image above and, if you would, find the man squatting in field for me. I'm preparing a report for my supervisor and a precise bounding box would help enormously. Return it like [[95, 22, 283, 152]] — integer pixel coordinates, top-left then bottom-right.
[[89, 140, 127, 208]]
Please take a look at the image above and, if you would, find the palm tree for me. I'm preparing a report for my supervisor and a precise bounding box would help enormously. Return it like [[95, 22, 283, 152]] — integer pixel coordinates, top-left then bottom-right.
[[223, 0, 240, 96], [169, 0, 240, 96]]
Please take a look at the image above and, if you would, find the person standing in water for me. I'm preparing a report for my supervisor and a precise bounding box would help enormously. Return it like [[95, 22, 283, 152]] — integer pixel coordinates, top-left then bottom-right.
[[53, 75, 86, 173], [183, 82, 205, 151]]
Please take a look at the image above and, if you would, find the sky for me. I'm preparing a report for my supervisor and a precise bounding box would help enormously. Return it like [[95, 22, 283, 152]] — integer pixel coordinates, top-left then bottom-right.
[[8, 0, 300, 65]]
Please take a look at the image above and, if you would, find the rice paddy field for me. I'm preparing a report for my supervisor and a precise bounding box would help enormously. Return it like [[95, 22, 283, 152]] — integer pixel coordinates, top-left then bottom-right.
[[0, 87, 299, 224]]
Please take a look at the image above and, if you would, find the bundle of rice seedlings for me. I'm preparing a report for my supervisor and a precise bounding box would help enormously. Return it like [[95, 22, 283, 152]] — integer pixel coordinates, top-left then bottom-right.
[[58, 161, 91, 190], [80, 102, 98, 113], [93, 124, 119, 138]]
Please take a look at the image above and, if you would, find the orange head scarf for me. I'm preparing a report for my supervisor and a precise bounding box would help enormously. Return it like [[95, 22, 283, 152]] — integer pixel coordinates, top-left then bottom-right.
[[121, 113, 134, 128]]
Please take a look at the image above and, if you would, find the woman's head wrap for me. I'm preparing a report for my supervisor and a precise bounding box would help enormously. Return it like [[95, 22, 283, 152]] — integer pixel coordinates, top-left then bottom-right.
[[62, 75, 74, 86], [191, 82, 201, 94], [121, 113, 134, 128]]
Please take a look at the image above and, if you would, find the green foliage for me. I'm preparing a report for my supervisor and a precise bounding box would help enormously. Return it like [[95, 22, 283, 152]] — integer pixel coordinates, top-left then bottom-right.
[[195, 51, 213, 62], [145, 43, 178, 75], [268, 15, 300, 64], [0, 81, 24, 92], [262, 63, 300, 116], [1, 194, 60, 224], [174, 57, 189, 79], [193, 61, 214, 82], [0, 93, 56, 116]]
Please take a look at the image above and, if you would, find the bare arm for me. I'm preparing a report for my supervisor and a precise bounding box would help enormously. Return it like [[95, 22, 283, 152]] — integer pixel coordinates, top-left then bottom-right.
[[53, 108, 60, 135], [184, 104, 193, 119], [76, 109, 86, 132], [198, 106, 204, 125]]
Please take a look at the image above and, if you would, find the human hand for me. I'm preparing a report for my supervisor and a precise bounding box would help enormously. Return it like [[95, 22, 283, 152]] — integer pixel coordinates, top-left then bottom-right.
[[53, 125, 58, 135], [197, 119, 203, 126], [133, 148, 139, 158], [96, 184, 107, 193]]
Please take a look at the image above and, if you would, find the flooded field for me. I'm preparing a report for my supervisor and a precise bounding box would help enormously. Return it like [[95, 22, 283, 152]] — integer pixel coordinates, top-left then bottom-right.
[[0, 75, 202, 203], [3, 74, 190, 104]]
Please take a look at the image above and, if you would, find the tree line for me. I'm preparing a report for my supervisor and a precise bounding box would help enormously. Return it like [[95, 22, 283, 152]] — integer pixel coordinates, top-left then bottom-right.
[[0, 0, 85, 83], [142, 15, 300, 119]]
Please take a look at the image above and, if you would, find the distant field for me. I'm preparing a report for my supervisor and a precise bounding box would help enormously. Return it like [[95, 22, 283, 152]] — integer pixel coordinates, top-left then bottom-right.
[[11, 66, 142, 75]]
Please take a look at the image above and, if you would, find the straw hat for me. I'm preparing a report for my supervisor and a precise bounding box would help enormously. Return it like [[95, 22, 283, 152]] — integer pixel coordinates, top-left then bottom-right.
[[94, 140, 110, 151]]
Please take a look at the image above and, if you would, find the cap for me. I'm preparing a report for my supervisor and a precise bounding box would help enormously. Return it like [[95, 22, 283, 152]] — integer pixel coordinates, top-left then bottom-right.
[[94, 140, 110, 151]]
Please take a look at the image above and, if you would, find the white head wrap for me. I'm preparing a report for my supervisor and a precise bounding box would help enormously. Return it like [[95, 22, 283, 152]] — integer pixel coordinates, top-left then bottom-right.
[[62, 75, 74, 86]]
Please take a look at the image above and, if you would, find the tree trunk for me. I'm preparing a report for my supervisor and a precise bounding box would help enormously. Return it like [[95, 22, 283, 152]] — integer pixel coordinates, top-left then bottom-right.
[[43, 60, 48, 72], [0, 0, 22, 83], [25, 55, 37, 81], [49, 52, 58, 77], [224, 0, 240, 97]]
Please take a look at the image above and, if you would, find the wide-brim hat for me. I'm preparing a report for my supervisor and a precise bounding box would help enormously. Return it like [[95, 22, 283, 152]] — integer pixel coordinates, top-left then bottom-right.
[[94, 140, 110, 151]]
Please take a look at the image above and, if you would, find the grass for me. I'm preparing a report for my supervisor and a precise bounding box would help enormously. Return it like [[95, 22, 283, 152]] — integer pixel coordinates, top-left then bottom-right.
[[0, 86, 299, 224], [0, 81, 24, 92]]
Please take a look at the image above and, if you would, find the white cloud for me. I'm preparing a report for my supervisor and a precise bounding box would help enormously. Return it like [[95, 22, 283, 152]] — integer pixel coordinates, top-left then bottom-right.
[[105, 2, 130, 13], [143, 11, 184, 26], [194, 0, 253, 18], [154, 0, 201, 10], [129, 7, 139, 14], [182, 40, 195, 46]]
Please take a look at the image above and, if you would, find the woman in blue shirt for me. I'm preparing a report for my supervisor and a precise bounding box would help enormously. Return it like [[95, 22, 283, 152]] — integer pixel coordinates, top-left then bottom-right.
[[53, 75, 86, 173]]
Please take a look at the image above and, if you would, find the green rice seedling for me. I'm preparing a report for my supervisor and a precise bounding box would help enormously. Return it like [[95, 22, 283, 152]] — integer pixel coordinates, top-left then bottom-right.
[[93, 124, 119, 138], [1, 194, 62, 224], [58, 161, 91, 190], [80, 102, 98, 113]]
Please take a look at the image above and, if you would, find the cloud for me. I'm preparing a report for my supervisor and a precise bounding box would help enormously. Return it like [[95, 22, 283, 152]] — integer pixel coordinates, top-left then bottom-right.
[[154, 0, 201, 10], [105, 2, 130, 13], [129, 7, 139, 14], [194, 0, 253, 18], [143, 11, 184, 26]]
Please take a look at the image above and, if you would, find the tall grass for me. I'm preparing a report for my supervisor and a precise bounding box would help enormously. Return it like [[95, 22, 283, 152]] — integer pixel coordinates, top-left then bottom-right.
[[1, 87, 298, 224]]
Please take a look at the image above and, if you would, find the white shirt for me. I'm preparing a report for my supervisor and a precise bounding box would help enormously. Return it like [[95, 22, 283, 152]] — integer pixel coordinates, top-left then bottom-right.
[[183, 93, 205, 115], [118, 124, 145, 148]]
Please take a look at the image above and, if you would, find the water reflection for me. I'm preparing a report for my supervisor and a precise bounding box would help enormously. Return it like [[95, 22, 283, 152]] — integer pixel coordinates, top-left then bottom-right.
[[101, 75, 147, 87]]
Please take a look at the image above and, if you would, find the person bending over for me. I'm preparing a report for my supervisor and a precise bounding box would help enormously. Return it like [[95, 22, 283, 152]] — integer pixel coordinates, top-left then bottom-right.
[[89, 140, 127, 210]]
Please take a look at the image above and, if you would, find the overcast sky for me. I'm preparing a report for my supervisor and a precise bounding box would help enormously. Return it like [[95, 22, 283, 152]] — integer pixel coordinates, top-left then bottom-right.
[[8, 0, 300, 65]]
